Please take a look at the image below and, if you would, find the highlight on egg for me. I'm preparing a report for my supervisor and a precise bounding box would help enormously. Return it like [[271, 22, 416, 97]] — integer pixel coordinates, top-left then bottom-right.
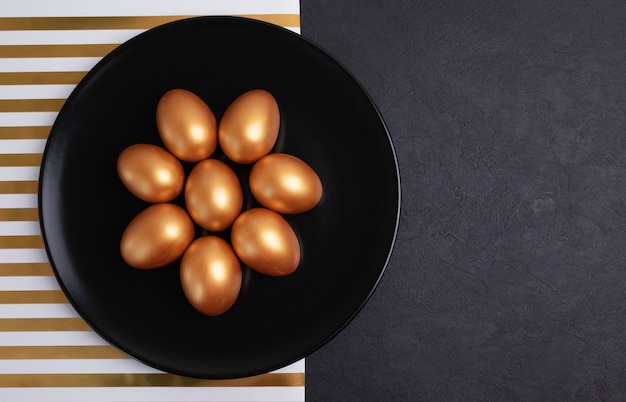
[[180, 236, 242, 316], [231, 208, 300, 277], [120, 203, 195, 269], [117, 144, 185, 203], [250, 153, 322, 214], [218, 89, 280, 164], [184, 159, 243, 232], [156, 89, 217, 162]]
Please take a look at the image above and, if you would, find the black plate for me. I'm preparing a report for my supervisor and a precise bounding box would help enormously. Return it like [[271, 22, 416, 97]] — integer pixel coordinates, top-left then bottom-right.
[[39, 16, 400, 379]]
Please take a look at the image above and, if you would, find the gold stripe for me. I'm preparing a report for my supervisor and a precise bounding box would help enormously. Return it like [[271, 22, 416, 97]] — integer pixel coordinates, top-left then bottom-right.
[[0, 15, 300, 30], [0, 15, 195, 30], [0, 71, 85, 85], [0, 290, 68, 304], [0, 263, 52, 276], [0, 181, 38, 194], [0, 44, 118, 58], [0, 99, 65, 113], [240, 14, 300, 27], [0, 317, 87, 331], [0, 127, 50, 139], [0, 208, 38, 220], [0, 154, 42, 166], [0, 372, 304, 387], [0, 345, 127, 359], [0, 235, 44, 248]]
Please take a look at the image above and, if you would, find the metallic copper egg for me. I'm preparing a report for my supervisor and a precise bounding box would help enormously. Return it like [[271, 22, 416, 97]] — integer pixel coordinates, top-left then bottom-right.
[[120, 203, 195, 269], [117, 144, 184, 203], [184, 159, 243, 232], [156, 89, 217, 162], [218, 89, 280, 164], [180, 236, 242, 316], [250, 153, 322, 214], [231, 208, 300, 276]]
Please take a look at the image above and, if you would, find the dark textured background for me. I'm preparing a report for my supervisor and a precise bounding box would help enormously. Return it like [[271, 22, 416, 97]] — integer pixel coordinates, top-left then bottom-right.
[[301, 1, 626, 400]]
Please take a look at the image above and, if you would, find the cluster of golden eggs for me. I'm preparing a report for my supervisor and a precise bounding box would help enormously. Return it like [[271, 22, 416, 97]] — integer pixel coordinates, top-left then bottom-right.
[[117, 89, 322, 316]]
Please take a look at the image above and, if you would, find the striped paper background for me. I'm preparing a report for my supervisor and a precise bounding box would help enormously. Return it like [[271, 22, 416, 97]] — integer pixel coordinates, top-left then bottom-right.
[[0, 1, 304, 401]]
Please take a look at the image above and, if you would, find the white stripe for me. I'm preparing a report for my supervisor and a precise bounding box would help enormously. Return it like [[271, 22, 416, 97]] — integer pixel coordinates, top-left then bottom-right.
[[0, 303, 79, 318], [0, 331, 107, 346], [0, 387, 305, 402], [0, 57, 101, 73], [0, 276, 59, 291], [0, 85, 75, 100], [0, 357, 303, 374], [0, 249, 48, 263], [0, 139, 47, 154], [0, 359, 162, 374], [0, 30, 145, 45], [0, 1, 300, 17], [0, 195, 38, 209], [0, 112, 57, 127], [0, 221, 41, 235], [0, 166, 40, 181], [273, 359, 304, 373]]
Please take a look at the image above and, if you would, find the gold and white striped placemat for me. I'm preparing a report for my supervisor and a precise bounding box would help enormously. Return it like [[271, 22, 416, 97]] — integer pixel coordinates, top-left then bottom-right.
[[0, 1, 304, 401]]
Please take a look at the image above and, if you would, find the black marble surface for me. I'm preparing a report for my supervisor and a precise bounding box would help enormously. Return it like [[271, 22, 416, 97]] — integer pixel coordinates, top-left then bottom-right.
[[301, 1, 626, 400]]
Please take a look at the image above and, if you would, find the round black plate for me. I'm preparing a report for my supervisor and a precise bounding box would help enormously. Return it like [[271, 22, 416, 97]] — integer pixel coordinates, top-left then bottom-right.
[[39, 16, 400, 379]]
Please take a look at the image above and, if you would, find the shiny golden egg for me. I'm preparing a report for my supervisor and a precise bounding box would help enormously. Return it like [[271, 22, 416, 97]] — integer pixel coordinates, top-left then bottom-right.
[[180, 236, 242, 316], [184, 159, 243, 232], [120, 203, 195, 269], [156, 89, 217, 162], [250, 153, 322, 214], [231, 208, 300, 276], [117, 144, 185, 203], [218, 89, 280, 164]]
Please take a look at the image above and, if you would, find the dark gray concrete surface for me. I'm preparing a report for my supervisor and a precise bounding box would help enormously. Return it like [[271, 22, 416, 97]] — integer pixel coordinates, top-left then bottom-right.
[[301, 1, 626, 400]]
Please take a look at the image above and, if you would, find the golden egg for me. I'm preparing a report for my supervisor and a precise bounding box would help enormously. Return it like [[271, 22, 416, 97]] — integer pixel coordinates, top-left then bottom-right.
[[250, 153, 322, 214], [218, 89, 280, 164], [117, 144, 184, 203], [184, 159, 243, 232], [120, 203, 195, 269], [180, 236, 242, 316], [156, 89, 217, 162], [231, 208, 300, 276]]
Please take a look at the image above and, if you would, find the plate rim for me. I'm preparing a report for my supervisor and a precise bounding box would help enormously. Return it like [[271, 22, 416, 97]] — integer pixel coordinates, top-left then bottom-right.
[[38, 15, 402, 379]]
